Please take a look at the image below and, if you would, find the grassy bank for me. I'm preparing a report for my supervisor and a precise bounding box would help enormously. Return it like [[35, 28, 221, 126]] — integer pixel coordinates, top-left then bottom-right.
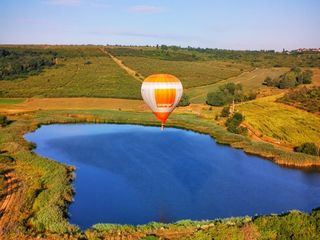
[[0, 109, 319, 239]]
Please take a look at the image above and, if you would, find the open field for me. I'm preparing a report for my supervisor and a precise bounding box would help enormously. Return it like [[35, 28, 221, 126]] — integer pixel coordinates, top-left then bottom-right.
[[237, 95, 320, 147], [118, 56, 253, 88], [0, 98, 146, 113], [0, 47, 141, 99], [186, 67, 289, 103]]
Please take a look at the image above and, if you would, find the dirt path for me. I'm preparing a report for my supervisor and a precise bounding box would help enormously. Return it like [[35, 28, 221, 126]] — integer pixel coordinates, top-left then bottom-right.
[[0, 170, 21, 236], [100, 48, 144, 82], [0, 97, 148, 114], [242, 122, 294, 151]]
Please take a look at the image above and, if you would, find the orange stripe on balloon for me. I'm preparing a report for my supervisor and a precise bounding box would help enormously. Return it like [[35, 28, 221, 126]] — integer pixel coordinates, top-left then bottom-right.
[[144, 74, 180, 83], [154, 88, 176, 108], [153, 112, 171, 124]]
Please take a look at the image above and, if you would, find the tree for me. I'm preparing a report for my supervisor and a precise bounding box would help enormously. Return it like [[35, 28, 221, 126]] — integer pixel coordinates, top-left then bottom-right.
[[294, 143, 319, 156], [302, 70, 313, 84], [220, 106, 230, 117], [225, 112, 247, 135], [178, 93, 190, 106], [0, 115, 9, 127]]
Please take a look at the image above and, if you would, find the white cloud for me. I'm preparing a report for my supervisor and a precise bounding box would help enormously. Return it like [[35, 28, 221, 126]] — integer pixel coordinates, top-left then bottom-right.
[[129, 5, 163, 14]]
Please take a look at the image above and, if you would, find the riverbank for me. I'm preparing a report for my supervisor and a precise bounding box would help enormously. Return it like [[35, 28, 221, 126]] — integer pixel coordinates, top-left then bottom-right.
[[0, 109, 319, 239]]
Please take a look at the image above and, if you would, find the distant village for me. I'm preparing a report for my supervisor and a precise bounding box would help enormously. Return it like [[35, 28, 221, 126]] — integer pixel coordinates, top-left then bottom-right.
[[287, 48, 320, 53]]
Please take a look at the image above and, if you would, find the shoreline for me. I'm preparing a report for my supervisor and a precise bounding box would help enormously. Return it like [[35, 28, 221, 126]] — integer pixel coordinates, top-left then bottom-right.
[[0, 109, 320, 238]]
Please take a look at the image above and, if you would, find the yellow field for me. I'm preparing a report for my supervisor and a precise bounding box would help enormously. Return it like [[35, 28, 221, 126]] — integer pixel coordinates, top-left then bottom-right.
[[237, 95, 320, 146]]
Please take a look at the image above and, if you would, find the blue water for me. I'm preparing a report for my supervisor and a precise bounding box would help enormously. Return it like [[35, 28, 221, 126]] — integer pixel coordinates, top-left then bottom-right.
[[25, 124, 320, 229]]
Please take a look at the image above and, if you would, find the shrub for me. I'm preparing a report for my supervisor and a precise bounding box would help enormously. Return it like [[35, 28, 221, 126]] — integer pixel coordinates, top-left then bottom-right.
[[294, 143, 319, 156], [178, 93, 190, 106], [225, 112, 247, 135], [220, 106, 230, 117], [0, 115, 9, 127]]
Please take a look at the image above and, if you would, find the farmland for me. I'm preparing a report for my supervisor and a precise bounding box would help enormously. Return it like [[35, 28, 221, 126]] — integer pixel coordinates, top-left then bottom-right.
[[0, 46, 141, 99], [117, 56, 253, 88], [237, 95, 320, 147]]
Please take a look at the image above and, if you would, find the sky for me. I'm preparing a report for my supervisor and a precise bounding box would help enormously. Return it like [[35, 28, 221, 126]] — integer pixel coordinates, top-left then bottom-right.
[[1, 0, 319, 50]]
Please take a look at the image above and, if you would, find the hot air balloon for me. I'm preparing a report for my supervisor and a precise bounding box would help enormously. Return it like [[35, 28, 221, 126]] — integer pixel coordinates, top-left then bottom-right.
[[141, 74, 183, 130]]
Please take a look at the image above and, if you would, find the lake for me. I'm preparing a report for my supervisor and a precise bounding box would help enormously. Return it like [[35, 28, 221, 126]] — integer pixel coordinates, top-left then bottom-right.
[[24, 124, 320, 229]]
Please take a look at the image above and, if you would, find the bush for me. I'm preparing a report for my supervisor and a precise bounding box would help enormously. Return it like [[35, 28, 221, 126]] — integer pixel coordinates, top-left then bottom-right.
[[220, 106, 230, 117], [0, 115, 9, 127], [263, 68, 313, 89], [178, 93, 190, 106], [225, 112, 247, 135], [207, 83, 255, 106], [294, 143, 319, 156]]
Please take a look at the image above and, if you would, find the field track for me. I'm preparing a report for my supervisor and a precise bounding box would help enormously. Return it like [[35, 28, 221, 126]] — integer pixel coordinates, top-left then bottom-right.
[[101, 48, 145, 82], [0, 171, 22, 237], [0, 98, 147, 113]]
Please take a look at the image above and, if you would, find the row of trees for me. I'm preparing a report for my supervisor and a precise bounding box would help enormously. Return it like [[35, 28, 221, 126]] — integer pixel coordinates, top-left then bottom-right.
[[263, 67, 313, 89], [206, 83, 256, 106], [0, 48, 57, 80]]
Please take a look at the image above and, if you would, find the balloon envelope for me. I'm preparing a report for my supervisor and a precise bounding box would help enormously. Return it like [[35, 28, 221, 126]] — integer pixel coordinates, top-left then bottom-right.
[[141, 74, 183, 128]]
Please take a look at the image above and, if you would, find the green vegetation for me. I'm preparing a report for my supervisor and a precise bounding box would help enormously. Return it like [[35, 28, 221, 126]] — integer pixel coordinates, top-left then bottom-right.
[[206, 83, 256, 106], [295, 143, 320, 156], [263, 67, 313, 89], [0, 48, 56, 80], [277, 86, 320, 113], [0, 114, 10, 127], [119, 56, 251, 88], [237, 95, 320, 146], [86, 209, 320, 240], [0, 98, 25, 105], [187, 68, 288, 103], [178, 93, 190, 106], [226, 112, 248, 135], [220, 105, 230, 117], [0, 46, 141, 98], [108, 46, 320, 67]]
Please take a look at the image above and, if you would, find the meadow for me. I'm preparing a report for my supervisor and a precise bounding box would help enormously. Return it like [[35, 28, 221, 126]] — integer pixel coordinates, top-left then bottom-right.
[[115, 56, 253, 88], [185, 67, 289, 103], [237, 95, 320, 147], [0, 46, 141, 99]]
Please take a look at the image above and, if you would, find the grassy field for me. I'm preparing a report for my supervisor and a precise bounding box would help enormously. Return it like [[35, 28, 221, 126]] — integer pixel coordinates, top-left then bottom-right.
[[237, 95, 320, 147], [118, 56, 253, 88], [186, 68, 289, 103], [0, 98, 25, 105], [0, 47, 141, 99]]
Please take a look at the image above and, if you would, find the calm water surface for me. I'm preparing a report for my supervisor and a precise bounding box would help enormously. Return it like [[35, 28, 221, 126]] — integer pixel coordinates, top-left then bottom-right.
[[25, 124, 320, 229]]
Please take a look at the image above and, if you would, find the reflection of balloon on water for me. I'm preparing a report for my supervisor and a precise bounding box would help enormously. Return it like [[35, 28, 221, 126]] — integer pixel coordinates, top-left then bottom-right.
[[141, 74, 183, 130]]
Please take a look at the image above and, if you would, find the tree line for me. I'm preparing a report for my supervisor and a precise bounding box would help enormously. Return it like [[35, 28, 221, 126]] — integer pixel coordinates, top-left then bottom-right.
[[0, 48, 57, 80], [263, 67, 313, 89]]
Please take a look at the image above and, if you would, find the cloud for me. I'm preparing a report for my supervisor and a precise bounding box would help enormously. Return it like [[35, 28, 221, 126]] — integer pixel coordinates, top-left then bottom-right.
[[128, 5, 163, 14], [42, 0, 81, 6]]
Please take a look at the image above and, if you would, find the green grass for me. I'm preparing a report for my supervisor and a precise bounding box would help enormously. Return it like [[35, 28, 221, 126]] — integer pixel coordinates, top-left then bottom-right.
[[0, 98, 25, 105], [186, 68, 289, 103], [119, 56, 253, 88], [0, 47, 141, 99], [237, 95, 320, 146]]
